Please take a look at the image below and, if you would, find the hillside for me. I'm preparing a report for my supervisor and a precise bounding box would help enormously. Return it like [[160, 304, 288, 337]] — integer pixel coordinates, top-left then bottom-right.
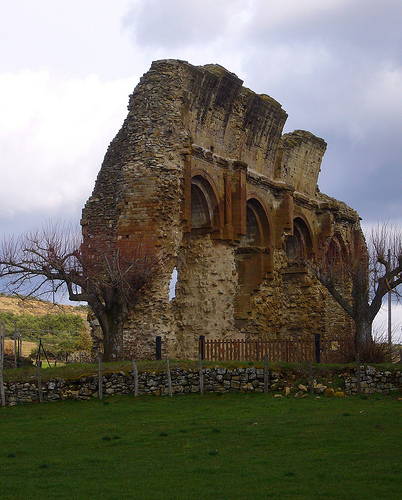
[[0, 294, 88, 320], [0, 295, 91, 360]]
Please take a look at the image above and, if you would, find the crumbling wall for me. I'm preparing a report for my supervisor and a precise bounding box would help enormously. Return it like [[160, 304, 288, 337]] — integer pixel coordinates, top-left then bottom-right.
[[275, 130, 327, 198], [174, 234, 238, 353], [3, 366, 401, 405], [82, 59, 363, 359]]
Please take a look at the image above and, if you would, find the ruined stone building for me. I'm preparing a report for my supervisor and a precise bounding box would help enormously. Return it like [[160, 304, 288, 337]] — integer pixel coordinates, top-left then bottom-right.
[[81, 59, 360, 358]]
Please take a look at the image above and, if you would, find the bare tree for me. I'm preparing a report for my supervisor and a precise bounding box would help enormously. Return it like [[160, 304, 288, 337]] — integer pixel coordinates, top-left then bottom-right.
[[0, 222, 162, 361], [305, 224, 402, 351]]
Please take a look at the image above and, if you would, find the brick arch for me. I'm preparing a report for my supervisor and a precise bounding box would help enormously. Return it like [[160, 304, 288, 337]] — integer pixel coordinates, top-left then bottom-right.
[[286, 216, 314, 261], [240, 197, 271, 248], [326, 232, 348, 265], [235, 197, 273, 321], [190, 174, 222, 231]]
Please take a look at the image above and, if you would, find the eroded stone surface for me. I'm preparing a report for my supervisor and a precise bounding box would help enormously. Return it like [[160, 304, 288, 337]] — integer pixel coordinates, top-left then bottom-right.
[[82, 59, 361, 359], [3, 366, 400, 405]]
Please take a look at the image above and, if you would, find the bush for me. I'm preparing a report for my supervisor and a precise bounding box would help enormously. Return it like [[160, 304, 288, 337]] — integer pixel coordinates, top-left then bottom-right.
[[328, 333, 391, 364], [0, 311, 87, 339], [30, 329, 92, 361]]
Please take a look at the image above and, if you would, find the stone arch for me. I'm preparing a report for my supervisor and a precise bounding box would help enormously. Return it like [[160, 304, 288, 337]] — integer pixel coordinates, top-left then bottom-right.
[[190, 175, 221, 231], [235, 198, 272, 321], [239, 198, 271, 248], [324, 232, 352, 288], [326, 232, 348, 265], [286, 216, 313, 261]]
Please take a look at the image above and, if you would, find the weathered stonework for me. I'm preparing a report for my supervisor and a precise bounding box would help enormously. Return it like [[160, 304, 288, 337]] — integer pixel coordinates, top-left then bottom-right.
[[3, 365, 401, 405], [82, 59, 361, 359]]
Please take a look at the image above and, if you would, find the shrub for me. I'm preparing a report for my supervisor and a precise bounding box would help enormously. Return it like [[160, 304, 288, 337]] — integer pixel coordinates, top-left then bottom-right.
[[0, 311, 87, 339], [328, 333, 391, 364]]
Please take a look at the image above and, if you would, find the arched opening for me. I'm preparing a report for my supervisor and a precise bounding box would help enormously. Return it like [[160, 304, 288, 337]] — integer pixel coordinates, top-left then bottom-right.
[[235, 199, 272, 321], [242, 206, 261, 246], [169, 267, 177, 301], [190, 176, 219, 231], [191, 183, 210, 228], [326, 233, 347, 266], [286, 217, 313, 261], [239, 199, 270, 248]]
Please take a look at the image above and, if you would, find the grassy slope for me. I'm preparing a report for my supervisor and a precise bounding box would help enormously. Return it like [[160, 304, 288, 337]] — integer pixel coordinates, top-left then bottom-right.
[[0, 393, 400, 499], [0, 295, 90, 357]]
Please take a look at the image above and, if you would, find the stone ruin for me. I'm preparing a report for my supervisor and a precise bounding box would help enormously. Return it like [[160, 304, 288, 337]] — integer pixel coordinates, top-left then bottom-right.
[[81, 59, 360, 359]]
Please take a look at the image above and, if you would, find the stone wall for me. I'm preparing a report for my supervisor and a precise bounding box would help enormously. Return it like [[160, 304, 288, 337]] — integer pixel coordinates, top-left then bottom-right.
[[3, 365, 401, 405], [82, 59, 364, 359]]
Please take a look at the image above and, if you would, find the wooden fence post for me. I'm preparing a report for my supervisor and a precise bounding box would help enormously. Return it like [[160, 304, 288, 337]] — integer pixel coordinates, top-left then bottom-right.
[[37, 361, 43, 403], [315, 334, 321, 363], [132, 359, 139, 397], [356, 353, 362, 395], [98, 354, 103, 400], [16, 333, 21, 368], [166, 355, 172, 397], [14, 322, 17, 369], [0, 322, 5, 407], [199, 335, 205, 360], [264, 354, 268, 394], [198, 354, 204, 396], [308, 359, 314, 395]]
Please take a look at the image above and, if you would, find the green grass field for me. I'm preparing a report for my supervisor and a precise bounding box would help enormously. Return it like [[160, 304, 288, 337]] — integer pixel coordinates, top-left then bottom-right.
[[0, 393, 401, 499]]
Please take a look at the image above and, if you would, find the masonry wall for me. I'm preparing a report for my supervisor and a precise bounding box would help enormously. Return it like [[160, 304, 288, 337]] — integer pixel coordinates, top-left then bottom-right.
[[3, 365, 401, 406], [82, 59, 362, 360]]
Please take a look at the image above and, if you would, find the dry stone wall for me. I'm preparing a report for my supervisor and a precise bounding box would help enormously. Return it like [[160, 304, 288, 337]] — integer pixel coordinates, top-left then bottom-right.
[[3, 365, 401, 406], [82, 59, 364, 359]]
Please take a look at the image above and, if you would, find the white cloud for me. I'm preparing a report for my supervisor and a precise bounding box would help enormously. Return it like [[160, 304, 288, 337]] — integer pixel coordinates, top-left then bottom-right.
[[0, 70, 138, 216], [0, 0, 401, 231], [2, 0, 138, 80]]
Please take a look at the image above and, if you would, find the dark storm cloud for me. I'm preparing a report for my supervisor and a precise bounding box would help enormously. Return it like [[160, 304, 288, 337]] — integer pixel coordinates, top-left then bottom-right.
[[317, 133, 402, 223], [122, 1, 402, 224], [247, 0, 402, 62], [234, 1, 402, 224]]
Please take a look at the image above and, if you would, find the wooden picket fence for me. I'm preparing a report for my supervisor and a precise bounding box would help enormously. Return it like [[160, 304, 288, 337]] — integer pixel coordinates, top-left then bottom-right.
[[200, 336, 346, 363]]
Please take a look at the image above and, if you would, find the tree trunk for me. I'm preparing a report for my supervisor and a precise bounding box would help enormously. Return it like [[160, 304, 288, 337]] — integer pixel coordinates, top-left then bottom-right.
[[102, 313, 124, 362], [354, 318, 373, 355], [91, 301, 125, 362]]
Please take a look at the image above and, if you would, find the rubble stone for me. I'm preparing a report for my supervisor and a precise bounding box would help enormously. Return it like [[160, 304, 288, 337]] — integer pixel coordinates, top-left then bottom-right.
[[81, 59, 361, 358]]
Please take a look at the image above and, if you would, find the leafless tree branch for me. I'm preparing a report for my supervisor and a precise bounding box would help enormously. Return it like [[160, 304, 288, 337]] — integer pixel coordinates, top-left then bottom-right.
[[0, 221, 163, 360]]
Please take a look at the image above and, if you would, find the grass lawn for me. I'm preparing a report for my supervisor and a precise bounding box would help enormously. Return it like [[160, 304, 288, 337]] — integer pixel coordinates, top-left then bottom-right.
[[0, 393, 401, 499]]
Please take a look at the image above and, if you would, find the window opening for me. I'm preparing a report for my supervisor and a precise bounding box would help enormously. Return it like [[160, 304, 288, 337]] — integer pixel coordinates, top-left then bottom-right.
[[169, 267, 178, 301]]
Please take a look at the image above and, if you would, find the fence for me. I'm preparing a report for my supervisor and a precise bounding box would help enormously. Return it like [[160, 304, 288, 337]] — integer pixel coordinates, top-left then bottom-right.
[[199, 335, 346, 363], [2, 332, 349, 365]]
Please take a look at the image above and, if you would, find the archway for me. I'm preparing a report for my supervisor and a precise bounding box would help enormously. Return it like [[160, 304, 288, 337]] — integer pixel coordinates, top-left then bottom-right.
[[235, 198, 271, 320], [190, 175, 219, 231], [286, 217, 313, 261]]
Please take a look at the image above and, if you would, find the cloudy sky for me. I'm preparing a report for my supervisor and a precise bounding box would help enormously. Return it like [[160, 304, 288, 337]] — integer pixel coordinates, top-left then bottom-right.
[[1, 0, 401, 334]]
